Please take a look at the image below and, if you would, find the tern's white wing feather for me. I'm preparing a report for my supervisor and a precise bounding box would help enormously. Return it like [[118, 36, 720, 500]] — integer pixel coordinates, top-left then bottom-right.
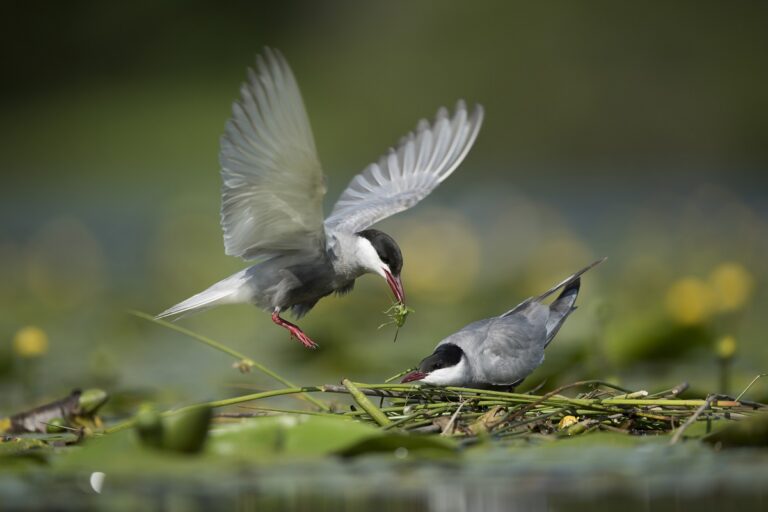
[[324, 101, 483, 234], [220, 48, 326, 260]]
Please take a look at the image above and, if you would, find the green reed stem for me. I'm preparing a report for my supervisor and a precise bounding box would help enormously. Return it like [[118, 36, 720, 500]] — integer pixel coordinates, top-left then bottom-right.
[[130, 310, 329, 411], [343, 379, 392, 426]]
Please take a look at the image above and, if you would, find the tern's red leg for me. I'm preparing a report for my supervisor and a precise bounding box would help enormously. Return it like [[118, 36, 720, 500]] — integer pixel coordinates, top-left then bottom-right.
[[271, 309, 318, 349]]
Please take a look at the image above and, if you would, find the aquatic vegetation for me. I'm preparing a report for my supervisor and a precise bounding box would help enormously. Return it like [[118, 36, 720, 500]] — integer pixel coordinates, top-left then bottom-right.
[[379, 302, 415, 329], [378, 302, 415, 342]]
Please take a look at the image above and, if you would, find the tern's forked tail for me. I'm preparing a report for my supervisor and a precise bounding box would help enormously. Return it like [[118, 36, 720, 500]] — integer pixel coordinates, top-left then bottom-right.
[[155, 270, 249, 320], [539, 257, 606, 346], [532, 257, 607, 304]]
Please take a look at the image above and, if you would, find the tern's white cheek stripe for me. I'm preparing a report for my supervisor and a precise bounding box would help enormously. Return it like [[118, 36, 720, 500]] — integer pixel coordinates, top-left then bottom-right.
[[352, 236, 388, 277], [422, 357, 470, 386]]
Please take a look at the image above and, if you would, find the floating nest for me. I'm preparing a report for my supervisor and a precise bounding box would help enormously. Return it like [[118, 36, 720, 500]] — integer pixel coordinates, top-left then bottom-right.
[[206, 379, 765, 445]]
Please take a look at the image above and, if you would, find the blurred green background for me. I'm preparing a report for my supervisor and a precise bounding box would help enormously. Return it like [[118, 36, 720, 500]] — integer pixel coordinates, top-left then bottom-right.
[[1, 1, 767, 412]]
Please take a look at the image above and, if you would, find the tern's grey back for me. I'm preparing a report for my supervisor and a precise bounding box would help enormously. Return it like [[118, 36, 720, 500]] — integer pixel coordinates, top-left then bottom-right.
[[438, 303, 550, 387]]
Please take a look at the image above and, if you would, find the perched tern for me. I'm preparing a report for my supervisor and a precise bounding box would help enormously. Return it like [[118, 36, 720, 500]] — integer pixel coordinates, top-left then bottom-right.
[[157, 48, 484, 348], [402, 259, 605, 387]]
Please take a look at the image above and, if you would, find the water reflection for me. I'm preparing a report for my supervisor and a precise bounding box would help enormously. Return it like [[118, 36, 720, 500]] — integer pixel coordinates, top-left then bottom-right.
[[4, 443, 768, 511]]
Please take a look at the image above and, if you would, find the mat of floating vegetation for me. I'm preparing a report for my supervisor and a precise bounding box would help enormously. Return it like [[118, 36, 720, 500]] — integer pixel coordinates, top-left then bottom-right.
[[202, 380, 764, 443]]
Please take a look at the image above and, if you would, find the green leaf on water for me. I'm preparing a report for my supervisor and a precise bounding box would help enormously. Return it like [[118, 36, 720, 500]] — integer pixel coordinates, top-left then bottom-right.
[[339, 432, 456, 458], [210, 415, 374, 458], [211, 415, 457, 459], [679, 418, 731, 439], [704, 413, 768, 447]]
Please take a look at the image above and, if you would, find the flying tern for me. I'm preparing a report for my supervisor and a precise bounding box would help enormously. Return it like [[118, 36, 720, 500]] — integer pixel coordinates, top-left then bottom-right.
[[157, 48, 484, 348]]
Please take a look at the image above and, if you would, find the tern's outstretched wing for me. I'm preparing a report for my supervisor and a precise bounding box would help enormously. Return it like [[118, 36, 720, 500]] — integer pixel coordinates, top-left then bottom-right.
[[324, 101, 483, 234], [220, 48, 326, 260]]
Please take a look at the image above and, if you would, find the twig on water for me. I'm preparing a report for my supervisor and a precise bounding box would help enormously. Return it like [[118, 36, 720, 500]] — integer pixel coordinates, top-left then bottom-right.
[[440, 399, 467, 436], [647, 382, 689, 399], [735, 373, 767, 402], [669, 394, 717, 445], [384, 368, 416, 383], [322, 384, 406, 398], [342, 379, 392, 427]]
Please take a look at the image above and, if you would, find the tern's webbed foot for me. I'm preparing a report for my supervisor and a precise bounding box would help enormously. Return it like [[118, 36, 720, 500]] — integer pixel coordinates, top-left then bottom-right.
[[271, 309, 319, 349], [288, 327, 319, 350]]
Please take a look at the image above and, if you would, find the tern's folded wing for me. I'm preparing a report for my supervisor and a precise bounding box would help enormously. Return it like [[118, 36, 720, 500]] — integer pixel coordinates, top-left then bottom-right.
[[476, 314, 548, 386]]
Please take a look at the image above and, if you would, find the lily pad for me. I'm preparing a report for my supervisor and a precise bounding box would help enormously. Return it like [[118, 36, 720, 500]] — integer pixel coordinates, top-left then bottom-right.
[[704, 413, 768, 448], [211, 415, 457, 459]]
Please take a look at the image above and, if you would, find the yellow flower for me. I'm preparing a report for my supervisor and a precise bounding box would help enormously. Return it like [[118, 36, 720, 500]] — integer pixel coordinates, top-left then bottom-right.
[[13, 326, 49, 358], [558, 415, 578, 430], [709, 263, 754, 312], [665, 277, 715, 325], [716, 335, 737, 360]]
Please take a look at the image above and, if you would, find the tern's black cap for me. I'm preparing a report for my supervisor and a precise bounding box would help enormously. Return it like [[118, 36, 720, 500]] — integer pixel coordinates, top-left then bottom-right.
[[418, 343, 464, 373], [357, 229, 403, 275]]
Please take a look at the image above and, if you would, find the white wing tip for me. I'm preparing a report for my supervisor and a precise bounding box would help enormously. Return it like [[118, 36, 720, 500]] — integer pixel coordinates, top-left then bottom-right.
[[470, 103, 484, 124], [451, 99, 484, 122], [426, 100, 484, 132]]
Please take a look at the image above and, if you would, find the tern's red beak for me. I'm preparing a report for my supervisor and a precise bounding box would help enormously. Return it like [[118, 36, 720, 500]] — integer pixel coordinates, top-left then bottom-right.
[[384, 270, 405, 303], [401, 370, 427, 383]]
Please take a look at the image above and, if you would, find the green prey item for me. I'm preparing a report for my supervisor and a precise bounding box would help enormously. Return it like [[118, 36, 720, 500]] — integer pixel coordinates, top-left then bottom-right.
[[379, 303, 415, 342]]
